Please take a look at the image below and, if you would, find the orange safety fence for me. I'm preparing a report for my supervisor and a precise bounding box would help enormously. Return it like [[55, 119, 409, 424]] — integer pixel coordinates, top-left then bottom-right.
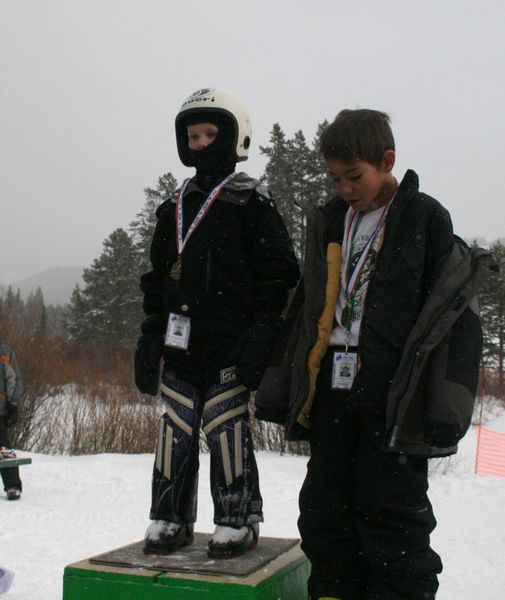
[[475, 425, 505, 477]]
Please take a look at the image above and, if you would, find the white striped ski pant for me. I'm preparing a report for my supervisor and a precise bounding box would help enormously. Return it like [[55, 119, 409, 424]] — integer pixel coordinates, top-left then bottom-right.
[[149, 369, 263, 527]]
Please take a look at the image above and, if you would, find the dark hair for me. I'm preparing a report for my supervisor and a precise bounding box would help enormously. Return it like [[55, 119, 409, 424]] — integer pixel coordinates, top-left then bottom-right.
[[319, 109, 395, 166]]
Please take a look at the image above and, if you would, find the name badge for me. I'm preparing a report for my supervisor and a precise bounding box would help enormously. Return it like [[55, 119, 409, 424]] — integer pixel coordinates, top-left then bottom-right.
[[165, 313, 191, 350], [331, 351, 357, 390]]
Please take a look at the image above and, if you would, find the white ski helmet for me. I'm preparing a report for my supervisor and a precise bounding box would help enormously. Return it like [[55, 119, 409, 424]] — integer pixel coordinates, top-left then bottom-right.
[[175, 87, 252, 167]]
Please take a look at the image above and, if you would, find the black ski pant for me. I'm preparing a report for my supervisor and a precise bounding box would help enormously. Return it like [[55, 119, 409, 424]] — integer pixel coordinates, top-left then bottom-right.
[[0, 416, 22, 492], [298, 351, 442, 600], [150, 367, 263, 527]]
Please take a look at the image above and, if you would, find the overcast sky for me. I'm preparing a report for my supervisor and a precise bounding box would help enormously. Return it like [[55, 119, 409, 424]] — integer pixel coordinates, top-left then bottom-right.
[[1, 0, 504, 283]]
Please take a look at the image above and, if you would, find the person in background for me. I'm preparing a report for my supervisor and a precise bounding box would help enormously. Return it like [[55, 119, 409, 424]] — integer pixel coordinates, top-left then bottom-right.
[[0, 342, 23, 501], [135, 87, 299, 558]]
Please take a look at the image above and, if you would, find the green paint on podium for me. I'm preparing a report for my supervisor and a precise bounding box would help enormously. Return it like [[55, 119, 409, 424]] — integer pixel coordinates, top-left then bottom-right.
[[63, 533, 310, 599]]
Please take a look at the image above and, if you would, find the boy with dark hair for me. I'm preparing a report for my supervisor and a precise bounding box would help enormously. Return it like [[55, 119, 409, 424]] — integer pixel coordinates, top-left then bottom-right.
[[135, 88, 299, 558], [255, 109, 491, 599]]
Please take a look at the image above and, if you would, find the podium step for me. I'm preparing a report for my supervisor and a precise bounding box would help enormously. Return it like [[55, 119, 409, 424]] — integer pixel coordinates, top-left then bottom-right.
[[63, 532, 310, 599]]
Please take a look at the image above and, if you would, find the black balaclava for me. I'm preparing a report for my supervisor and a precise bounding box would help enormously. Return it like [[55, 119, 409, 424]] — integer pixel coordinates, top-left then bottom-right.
[[184, 113, 237, 189]]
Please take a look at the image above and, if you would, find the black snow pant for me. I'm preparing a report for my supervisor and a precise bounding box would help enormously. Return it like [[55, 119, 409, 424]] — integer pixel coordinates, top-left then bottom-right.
[[298, 351, 442, 600], [0, 416, 22, 492], [150, 367, 263, 527]]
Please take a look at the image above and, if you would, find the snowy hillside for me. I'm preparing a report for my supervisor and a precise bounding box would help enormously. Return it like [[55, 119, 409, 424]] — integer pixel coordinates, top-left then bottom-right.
[[2, 416, 505, 599]]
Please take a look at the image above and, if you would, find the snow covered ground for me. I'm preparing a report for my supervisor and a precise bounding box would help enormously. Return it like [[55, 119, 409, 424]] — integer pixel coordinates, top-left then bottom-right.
[[2, 415, 505, 599]]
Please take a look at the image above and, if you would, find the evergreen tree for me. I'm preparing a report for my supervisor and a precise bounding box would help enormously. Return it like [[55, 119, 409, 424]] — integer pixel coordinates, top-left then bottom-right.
[[260, 121, 335, 262], [308, 120, 335, 206], [260, 123, 305, 260], [65, 285, 91, 340], [66, 229, 143, 344], [25, 287, 47, 336], [3, 286, 23, 321], [479, 239, 505, 394], [130, 172, 178, 273]]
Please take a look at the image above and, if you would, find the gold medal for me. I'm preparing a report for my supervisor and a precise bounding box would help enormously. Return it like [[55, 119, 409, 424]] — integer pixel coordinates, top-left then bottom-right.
[[169, 258, 182, 280]]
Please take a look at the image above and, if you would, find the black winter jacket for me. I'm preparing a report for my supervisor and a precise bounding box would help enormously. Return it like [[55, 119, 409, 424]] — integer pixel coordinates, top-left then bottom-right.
[[255, 171, 491, 455], [140, 172, 299, 366]]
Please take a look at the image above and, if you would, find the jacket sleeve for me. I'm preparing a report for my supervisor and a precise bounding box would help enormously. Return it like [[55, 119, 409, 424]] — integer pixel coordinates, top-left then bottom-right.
[[234, 190, 299, 390], [423, 304, 482, 448], [243, 190, 300, 317], [139, 201, 177, 334]]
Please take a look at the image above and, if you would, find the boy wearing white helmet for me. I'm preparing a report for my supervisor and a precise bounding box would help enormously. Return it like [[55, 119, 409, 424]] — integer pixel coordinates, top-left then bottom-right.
[[135, 88, 299, 558]]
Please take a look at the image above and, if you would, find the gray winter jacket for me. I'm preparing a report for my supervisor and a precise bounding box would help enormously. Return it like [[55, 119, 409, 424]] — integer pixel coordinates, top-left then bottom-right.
[[385, 240, 496, 456], [0, 343, 23, 416]]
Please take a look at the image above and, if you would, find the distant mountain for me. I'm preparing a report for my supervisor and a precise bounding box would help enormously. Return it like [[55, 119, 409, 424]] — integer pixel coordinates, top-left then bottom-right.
[[10, 266, 84, 306]]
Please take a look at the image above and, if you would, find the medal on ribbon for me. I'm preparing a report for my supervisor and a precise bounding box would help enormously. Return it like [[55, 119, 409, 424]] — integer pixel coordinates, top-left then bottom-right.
[[169, 258, 182, 280], [341, 304, 352, 328]]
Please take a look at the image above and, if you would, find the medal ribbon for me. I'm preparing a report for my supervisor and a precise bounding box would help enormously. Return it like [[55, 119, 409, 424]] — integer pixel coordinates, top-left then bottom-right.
[[176, 172, 236, 255], [344, 198, 393, 298], [341, 195, 396, 333]]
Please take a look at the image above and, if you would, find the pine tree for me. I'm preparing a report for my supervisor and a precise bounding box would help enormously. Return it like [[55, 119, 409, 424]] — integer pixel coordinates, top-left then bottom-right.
[[130, 172, 178, 273], [308, 120, 335, 206], [260, 122, 335, 263], [260, 123, 305, 260], [3, 286, 24, 321], [479, 239, 505, 394], [25, 287, 47, 336], [66, 229, 143, 344], [65, 285, 91, 340]]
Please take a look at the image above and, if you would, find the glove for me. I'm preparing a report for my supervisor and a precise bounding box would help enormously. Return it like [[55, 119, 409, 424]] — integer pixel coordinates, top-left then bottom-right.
[[236, 315, 282, 391], [134, 333, 164, 396], [423, 420, 461, 448], [5, 404, 18, 427]]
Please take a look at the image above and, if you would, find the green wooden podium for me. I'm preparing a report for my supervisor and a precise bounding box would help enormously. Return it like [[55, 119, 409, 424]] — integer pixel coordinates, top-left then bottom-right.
[[63, 533, 310, 599]]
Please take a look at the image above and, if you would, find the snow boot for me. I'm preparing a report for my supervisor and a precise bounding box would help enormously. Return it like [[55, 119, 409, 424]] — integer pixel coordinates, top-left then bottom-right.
[[6, 488, 21, 501], [143, 521, 194, 554], [207, 522, 259, 559]]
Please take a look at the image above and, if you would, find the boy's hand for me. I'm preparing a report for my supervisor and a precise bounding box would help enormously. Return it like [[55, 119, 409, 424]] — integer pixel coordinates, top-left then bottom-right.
[[5, 403, 18, 427], [134, 333, 164, 396]]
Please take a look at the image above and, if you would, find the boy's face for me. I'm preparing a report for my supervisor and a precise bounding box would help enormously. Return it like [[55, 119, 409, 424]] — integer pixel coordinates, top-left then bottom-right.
[[187, 122, 219, 151], [326, 150, 395, 213]]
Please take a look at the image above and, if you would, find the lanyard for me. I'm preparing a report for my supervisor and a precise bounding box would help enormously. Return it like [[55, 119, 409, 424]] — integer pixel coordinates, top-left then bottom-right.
[[343, 200, 390, 298], [341, 195, 396, 336], [176, 172, 236, 255]]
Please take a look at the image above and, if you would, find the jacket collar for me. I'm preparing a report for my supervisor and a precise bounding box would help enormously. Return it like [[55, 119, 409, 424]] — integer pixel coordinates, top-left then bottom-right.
[[185, 171, 258, 195]]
